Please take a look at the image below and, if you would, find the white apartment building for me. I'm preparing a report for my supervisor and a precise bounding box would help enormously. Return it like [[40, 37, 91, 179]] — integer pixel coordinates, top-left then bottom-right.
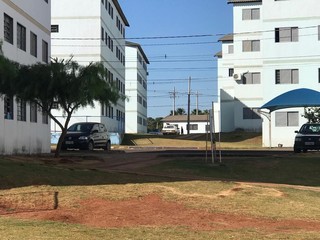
[[0, 0, 51, 154], [51, 0, 129, 142], [125, 41, 149, 133], [217, 0, 320, 147]]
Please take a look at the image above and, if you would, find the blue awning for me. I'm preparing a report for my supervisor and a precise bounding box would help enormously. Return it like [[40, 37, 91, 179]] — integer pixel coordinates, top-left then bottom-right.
[[260, 88, 320, 112]]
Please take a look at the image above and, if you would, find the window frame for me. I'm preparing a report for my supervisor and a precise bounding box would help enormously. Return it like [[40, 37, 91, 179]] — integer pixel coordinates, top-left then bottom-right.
[[4, 13, 13, 44], [30, 31, 37, 57], [275, 27, 299, 43], [275, 111, 299, 127], [4, 95, 14, 120], [275, 69, 299, 84], [242, 40, 260, 52], [17, 22, 26, 51], [17, 98, 27, 121]]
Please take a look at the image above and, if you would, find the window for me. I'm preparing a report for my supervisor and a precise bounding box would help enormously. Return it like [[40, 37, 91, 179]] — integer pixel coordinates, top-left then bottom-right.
[[51, 25, 59, 33], [17, 23, 26, 51], [30, 102, 37, 123], [137, 116, 142, 125], [275, 27, 298, 42], [4, 13, 13, 44], [137, 95, 142, 104], [101, 27, 104, 41], [187, 124, 198, 130], [275, 111, 299, 127], [243, 72, 261, 84], [228, 68, 234, 77], [17, 98, 26, 121], [228, 45, 234, 54], [4, 95, 14, 120], [242, 8, 260, 20], [243, 108, 261, 119], [42, 40, 48, 63], [275, 69, 299, 84], [30, 32, 37, 57], [242, 40, 260, 52]]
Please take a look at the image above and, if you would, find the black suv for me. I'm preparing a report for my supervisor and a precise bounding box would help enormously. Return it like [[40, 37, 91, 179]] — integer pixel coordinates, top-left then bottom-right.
[[294, 123, 320, 153], [62, 122, 111, 151]]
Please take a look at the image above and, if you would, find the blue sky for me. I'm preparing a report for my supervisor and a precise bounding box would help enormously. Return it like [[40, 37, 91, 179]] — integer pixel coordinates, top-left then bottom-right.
[[118, 0, 233, 118]]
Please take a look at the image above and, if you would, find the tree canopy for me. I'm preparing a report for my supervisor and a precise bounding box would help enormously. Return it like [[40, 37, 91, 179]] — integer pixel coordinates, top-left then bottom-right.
[[0, 55, 123, 157]]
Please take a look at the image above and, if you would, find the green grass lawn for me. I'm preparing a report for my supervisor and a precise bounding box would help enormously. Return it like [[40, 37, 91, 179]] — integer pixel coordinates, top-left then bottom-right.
[[0, 153, 320, 240]]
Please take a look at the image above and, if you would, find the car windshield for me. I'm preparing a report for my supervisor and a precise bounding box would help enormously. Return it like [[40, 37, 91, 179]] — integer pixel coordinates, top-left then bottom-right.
[[299, 124, 320, 134], [165, 126, 174, 129], [68, 123, 94, 133]]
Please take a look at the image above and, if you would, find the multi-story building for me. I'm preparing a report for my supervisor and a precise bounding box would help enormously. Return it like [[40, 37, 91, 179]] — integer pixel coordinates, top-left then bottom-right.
[[217, 0, 320, 147], [51, 0, 129, 142], [125, 41, 149, 133], [0, 0, 51, 154]]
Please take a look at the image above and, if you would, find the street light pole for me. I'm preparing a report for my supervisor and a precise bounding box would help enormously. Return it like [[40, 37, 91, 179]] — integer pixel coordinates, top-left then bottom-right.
[[187, 77, 191, 134]]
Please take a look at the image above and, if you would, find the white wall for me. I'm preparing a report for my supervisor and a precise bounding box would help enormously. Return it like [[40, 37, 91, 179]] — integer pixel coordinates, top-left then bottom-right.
[[125, 44, 148, 133], [218, 0, 320, 147], [51, 0, 127, 135], [0, 0, 51, 154]]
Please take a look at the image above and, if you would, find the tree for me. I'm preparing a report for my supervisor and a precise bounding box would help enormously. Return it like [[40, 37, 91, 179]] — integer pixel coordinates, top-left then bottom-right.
[[147, 117, 163, 132], [170, 108, 186, 116], [303, 107, 320, 123], [0, 56, 122, 157]]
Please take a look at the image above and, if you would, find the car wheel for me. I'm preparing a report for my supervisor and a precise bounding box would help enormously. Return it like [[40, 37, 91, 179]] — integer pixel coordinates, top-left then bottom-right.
[[294, 147, 301, 153], [87, 141, 94, 151], [303, 149, 308, 153], [104, 141, 111, 151]]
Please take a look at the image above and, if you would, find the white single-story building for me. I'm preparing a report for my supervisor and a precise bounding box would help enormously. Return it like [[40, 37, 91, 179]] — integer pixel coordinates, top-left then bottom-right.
[[161, 115, 218, 135]]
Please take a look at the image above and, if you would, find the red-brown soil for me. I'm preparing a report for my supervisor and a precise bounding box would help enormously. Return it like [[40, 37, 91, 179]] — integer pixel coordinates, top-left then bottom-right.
[[3, 194, 320, 232]]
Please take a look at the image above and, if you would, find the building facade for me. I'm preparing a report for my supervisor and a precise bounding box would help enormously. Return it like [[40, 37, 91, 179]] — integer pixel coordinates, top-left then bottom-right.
[[217, 0, 320, 147], [51, 0, 129, 142], [0, 0, 51, 154], [125, 41, 149, 133]]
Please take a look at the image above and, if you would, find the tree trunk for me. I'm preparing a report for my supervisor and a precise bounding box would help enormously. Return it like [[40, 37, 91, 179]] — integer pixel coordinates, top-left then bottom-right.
[[54, 113, 72, 158]]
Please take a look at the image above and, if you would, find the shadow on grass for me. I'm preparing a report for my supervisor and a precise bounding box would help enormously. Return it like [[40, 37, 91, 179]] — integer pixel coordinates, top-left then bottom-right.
[[122, 131, 262, 145], [0, 150, 319, 190]]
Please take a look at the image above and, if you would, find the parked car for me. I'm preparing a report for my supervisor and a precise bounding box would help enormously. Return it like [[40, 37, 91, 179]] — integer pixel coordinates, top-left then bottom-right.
[[62, 122, 111, 151], [161, 124, 180, 135], [293, 123, 320, 153]]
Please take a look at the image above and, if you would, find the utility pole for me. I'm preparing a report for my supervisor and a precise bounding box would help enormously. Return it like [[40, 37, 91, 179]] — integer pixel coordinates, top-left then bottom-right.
[[196, 91, 199, 115], [187, 77, 191, 134], [169, 87, 177, 115]]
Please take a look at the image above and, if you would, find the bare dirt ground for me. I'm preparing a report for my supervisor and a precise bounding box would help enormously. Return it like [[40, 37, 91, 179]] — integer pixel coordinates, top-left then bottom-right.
[[2, 149, 320, 233], [2, 194, 320, 232]]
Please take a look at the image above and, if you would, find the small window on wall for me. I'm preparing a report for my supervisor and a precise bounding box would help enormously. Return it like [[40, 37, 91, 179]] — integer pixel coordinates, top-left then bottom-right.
[[42, 40, 48, 63], [187, 124, 198, 130], [30, 32, 37, 57], [243, 72, 261, 84], [275, 27, 298, 42], [243, 107, 261, 119], [17, 98, 26, 121], [30, 101, 37, 123], [275, 111, 299, 127], [242, 8, 260, 20], [242, 40, 260, 52], [228, 68, 234, 77], [228, 45, 234, 54], [275, 69, 299, 84], [4, 95, 14, 120], [4, 13, 13, 44]]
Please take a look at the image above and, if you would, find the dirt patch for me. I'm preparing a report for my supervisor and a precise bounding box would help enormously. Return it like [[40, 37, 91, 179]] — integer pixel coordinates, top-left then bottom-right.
[[4, 194, 320, 232]]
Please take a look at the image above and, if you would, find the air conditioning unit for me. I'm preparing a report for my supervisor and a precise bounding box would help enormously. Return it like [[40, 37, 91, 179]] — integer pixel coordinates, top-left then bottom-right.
[[233, 73, 242, 81]]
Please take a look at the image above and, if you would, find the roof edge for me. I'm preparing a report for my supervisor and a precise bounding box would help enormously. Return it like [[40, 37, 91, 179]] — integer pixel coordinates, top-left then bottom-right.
[[112, 0, 130, 27], [126, 41, 150, 64]]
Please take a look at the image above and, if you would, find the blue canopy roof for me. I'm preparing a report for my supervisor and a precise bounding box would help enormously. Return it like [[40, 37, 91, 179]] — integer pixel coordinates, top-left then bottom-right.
[[260, 88, 320, 112]]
